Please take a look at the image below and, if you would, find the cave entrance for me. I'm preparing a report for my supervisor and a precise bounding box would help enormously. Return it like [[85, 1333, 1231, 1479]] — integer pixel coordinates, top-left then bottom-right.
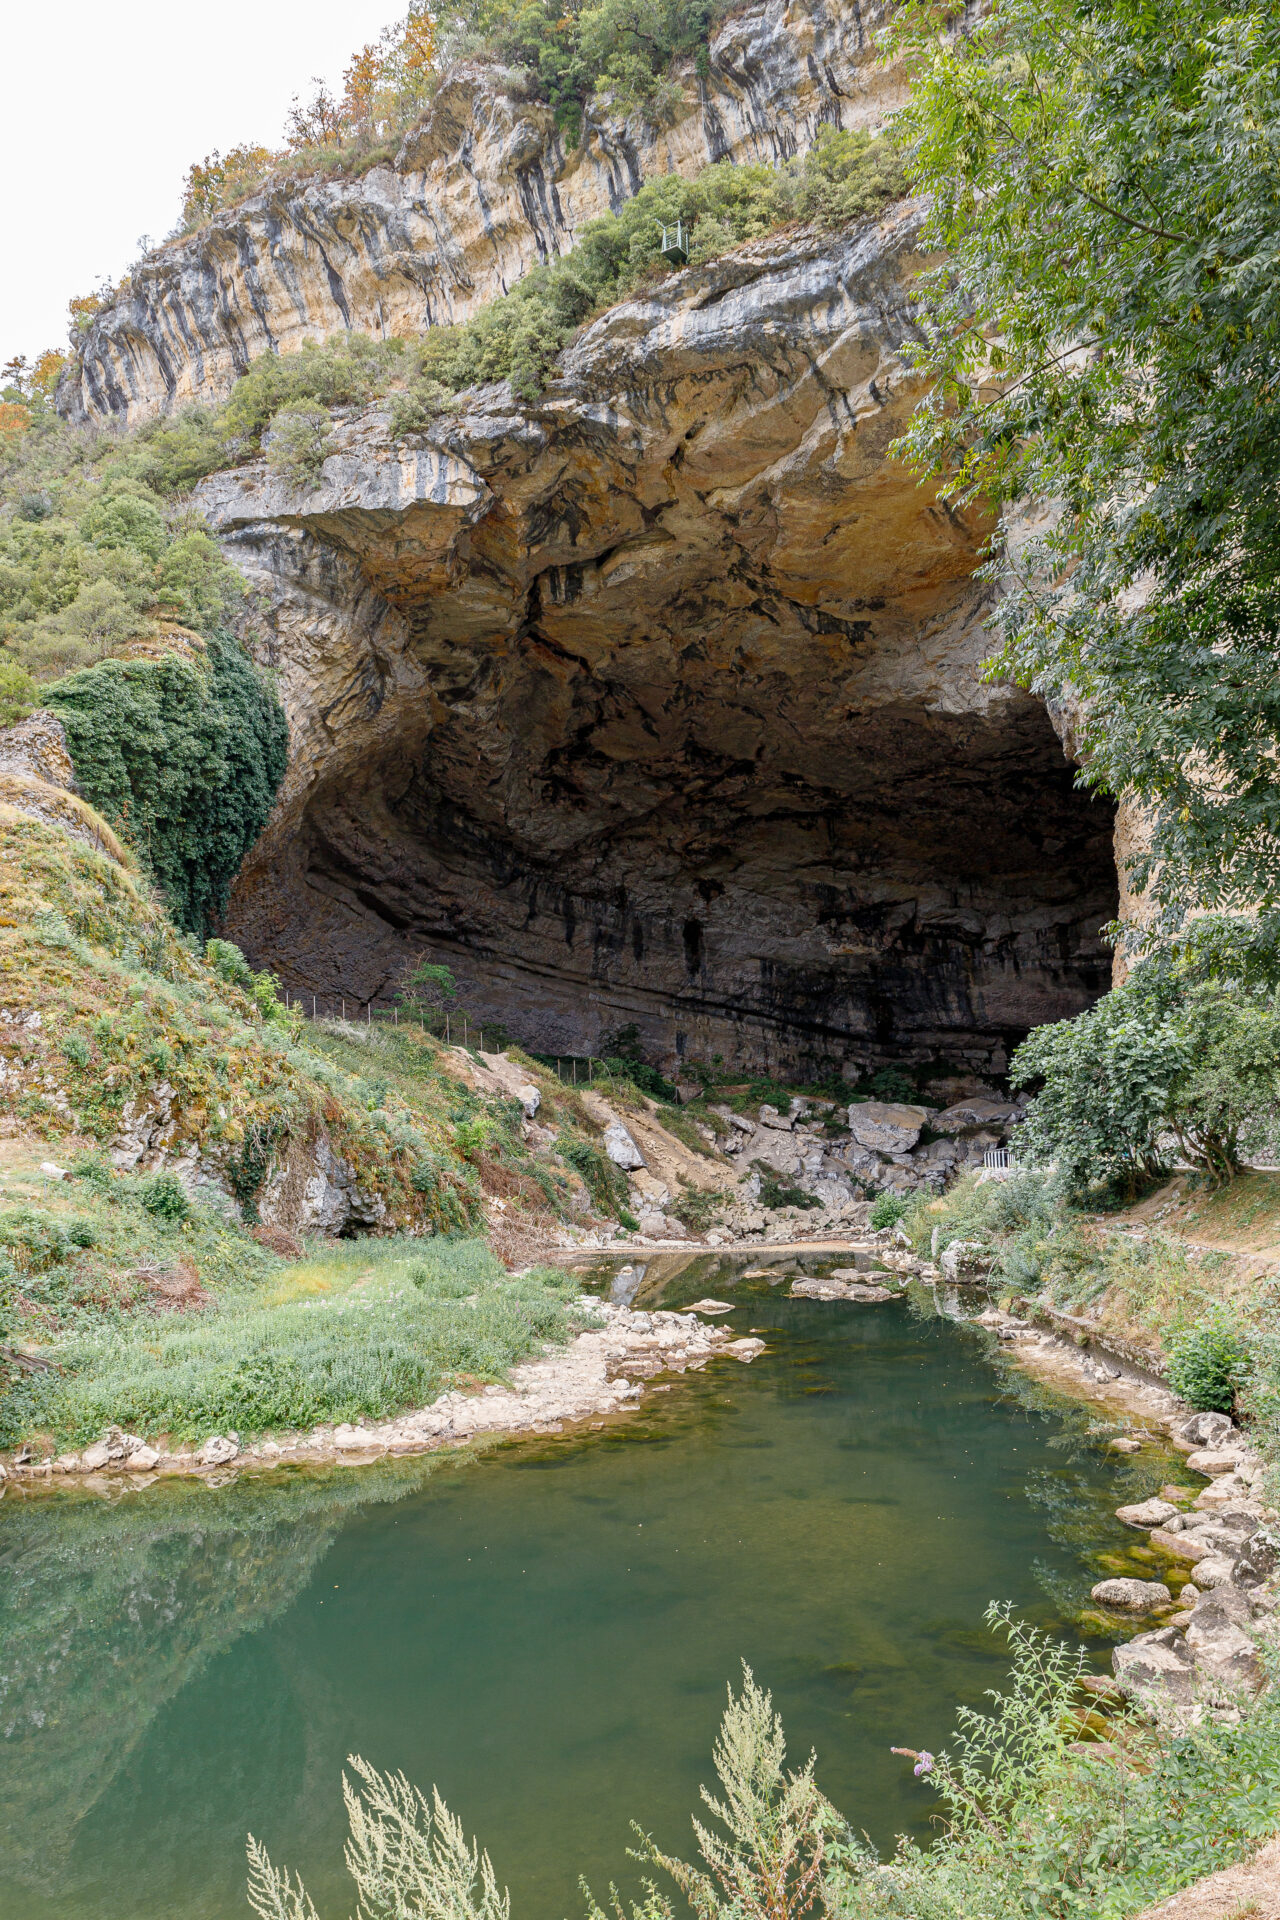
[[235, 684, 1116, 1084]]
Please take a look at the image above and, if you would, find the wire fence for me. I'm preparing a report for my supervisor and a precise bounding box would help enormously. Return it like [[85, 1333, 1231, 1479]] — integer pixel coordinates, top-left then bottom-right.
[[275, 988, 615, 1087]]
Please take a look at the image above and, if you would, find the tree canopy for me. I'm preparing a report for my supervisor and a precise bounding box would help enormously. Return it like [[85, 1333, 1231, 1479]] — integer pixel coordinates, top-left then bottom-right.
[[892, 0, 1280, 930]]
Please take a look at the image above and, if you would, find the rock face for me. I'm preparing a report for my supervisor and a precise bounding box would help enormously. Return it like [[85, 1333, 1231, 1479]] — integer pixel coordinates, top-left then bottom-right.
[[60, 0, 907, 427], [190, 203, 1115, 1077], [57, 1, 1116, 1075]]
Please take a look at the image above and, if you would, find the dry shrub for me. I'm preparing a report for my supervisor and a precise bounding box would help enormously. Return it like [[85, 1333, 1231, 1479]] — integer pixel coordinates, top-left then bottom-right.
[[137, 1258, 208, 1312], [252, 1223, 304, 1259]]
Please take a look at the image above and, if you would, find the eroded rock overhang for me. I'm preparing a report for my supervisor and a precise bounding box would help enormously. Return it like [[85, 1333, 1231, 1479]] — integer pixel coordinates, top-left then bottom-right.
[[199, 210, 1117, 1078]]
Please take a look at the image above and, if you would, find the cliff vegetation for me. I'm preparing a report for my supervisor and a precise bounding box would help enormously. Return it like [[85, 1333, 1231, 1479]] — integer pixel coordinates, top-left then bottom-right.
[[171, 0, 731, 237]]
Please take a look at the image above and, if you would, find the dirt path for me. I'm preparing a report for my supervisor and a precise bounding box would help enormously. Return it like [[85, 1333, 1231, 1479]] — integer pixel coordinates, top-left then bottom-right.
[[1134, 1834, 1280, 1918]]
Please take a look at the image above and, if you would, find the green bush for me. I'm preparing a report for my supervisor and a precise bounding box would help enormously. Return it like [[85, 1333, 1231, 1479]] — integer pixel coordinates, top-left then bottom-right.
[[45, 632, 288, 934], [752, 1164, 822, 1211], [0, 657, 36, 726], [0, 458, 244, 680], [134, 1171, 191, 1223], [1165, 1314, 1250, 1413], [437, 0, 717, 136], [670, 1181, 722, 1231], [561, 1137, 631, 1218], [869, 1190, 909, 1231], [264, 401, 333, 481], [1013, 941, 1280, 1197]]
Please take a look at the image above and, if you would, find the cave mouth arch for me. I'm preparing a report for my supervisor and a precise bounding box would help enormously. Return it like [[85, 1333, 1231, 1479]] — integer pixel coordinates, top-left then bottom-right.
[[202, 219, 1119, 1081], [230, 678, 1116, 1084]]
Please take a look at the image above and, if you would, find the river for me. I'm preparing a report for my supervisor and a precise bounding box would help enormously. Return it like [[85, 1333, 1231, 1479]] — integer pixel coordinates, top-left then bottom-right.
[[0, 1253, 1181, 1920]]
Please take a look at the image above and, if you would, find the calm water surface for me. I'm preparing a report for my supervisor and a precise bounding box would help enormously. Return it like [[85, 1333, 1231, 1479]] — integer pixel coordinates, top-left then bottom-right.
[[0, 1256, 1178, 1920]]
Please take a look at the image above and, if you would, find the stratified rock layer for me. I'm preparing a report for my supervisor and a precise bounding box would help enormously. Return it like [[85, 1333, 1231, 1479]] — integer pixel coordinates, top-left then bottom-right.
[[61, 0, 906, 426], [197, 207, 1116, 1076]]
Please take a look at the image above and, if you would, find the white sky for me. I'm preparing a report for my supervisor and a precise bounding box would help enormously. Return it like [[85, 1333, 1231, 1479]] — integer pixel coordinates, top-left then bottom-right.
[[2, 0, 407, 368]]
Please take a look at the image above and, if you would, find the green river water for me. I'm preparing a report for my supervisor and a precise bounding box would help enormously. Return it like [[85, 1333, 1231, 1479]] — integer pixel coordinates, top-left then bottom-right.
[[0, 1254, 1184, 1920]]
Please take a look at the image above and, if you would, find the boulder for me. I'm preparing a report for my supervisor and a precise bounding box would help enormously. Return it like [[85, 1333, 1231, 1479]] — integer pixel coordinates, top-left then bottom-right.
[[941, 1240, 989, 1283], [1195, 1475, 1255, 1509], [792, 1276, 851, 1299], [1148, 1527, 1212, 1561], [1115, 1498, 1180, 1530], [1112, 1627, 1196, 1702], [196, 1435, 239, 1467], [603, 1122, 645, 1171], [1178, 1410, 1239, 1449], [1232, 1533, 1280, 1589], [1185, 1448, 1243, 1476], [931, 1097, 1019, 1135], [1189, 1554, 1237, 1590], [846, 1101, 931, 1154], [1091, 1578, 1172, 1612], [128, 1445, 161, 1471], [79, 1440, 114, 1472], [635, 1210, 687, 1239], [757, 1104, 793, 1130], [749, 1130, 805, 1177], [1187, 1590, 1264, 1689], [792, 1276, 895, 1302]]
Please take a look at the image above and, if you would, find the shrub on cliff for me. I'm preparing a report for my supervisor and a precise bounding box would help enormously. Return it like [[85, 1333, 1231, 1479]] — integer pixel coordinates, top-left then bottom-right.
[[0, 443, 243, 680], [390, 131, 905, 399], [44, 631, 288, 935], [437, 0, 718, 136]]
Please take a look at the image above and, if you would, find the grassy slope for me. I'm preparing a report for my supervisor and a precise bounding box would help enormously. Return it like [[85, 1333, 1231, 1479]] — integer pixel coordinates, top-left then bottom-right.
[[0, 804, 717, 1449]]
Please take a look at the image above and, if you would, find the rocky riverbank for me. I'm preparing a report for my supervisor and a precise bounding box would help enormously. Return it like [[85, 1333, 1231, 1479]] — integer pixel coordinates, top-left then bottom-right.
[[0, 1296, 764, 1493], [785, 1249, 1280, 1719]]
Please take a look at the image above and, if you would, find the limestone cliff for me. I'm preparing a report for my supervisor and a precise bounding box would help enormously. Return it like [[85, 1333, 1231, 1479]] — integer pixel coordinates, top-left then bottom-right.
[[60, 0, 904, 425], [194, 205, 1116, 1077]]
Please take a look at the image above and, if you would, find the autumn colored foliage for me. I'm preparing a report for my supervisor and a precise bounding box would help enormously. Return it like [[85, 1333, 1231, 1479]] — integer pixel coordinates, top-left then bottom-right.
[[177, 3, 439, 231], [0, 402, 31, 446]]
